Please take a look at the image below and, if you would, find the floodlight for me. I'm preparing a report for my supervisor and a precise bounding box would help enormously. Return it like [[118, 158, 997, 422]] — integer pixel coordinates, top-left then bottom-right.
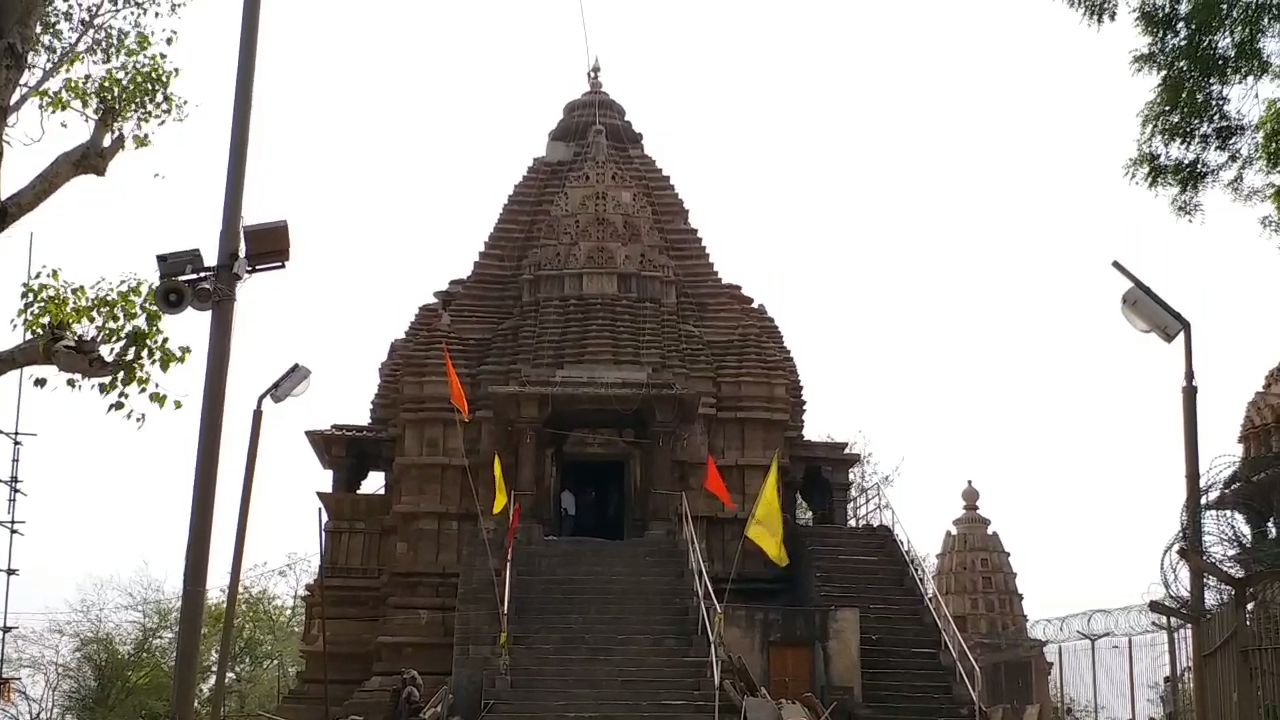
[[242, 220, 290, 274]]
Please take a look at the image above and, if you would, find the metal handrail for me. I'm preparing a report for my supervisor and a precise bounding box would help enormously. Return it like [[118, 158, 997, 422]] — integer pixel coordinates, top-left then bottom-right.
[[849, 483, 983, 719], [498, 515, 516, 675], [653, 490, 724, 720]]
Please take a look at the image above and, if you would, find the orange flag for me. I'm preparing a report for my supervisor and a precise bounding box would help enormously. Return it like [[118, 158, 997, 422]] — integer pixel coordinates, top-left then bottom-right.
[[443, 343, 470, 420], [704, 455, 736, 510]]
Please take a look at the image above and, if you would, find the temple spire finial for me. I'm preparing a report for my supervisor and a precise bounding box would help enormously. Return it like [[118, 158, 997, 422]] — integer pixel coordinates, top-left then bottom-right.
[[953, 480, 991, 531], [962, 480, 980, 511], [588, 57, 602, 91]]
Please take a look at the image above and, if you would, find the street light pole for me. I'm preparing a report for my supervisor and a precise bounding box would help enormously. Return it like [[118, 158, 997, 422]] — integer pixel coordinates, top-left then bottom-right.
[[208, 364, 311, 720], [1110, 260, 1207, 720], [172, 0, 264, 717]]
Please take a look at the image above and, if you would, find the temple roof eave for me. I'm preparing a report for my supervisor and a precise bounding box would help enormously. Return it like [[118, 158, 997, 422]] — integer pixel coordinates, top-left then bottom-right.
[[305, 424, 393, 472]]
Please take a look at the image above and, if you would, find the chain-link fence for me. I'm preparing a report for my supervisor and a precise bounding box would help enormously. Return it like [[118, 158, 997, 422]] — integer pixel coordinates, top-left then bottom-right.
[[1030, 604, 1192, 720]]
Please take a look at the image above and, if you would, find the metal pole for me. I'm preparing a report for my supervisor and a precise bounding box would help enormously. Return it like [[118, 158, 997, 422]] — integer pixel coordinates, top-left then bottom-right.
[[1090, 639, 1099, 719], [317, 508, 332, 720], [1128, 636, 1137, 720], [208, 398, 267, 720], [1182, 326, 1208, 720], [1057, 644, 1065, 718], [1079, 632, 1111, 719], [172, 0, 263, 717], [1166, 619, 1181, 716]]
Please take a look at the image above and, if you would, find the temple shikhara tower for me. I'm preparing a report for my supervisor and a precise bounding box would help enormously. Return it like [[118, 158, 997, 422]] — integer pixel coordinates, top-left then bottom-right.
[[277, 66, 984, 720], [934, 482, 1051, 717]]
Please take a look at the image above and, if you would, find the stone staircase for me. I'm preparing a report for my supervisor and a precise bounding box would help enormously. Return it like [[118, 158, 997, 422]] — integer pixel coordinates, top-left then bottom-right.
[[485, 535, 723, 720], [802, 525, 975, 720]]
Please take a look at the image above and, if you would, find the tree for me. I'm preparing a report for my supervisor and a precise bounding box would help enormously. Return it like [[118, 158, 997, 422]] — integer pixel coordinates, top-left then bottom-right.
[[1060, 1, 1280, 234], [838, 431, 902, 525], [0, 0, 192, 420], [0, 556, 313, 720], [1048, 681, 1099, 720], [4, 269, 191, 424]]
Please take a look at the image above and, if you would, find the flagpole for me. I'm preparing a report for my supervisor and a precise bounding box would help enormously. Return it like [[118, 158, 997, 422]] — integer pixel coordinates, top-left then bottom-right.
[[723, 450, 776, 604]]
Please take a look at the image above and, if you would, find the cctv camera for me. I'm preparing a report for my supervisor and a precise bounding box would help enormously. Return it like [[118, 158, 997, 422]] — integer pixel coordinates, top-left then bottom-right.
[[154, 279, 193, 315], [189, 281, 214, 312]]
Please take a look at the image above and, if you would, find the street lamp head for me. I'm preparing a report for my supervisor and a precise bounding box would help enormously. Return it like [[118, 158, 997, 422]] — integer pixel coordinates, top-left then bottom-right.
[[268, 363, 311, 404], [1120, 285, 1185, 344]]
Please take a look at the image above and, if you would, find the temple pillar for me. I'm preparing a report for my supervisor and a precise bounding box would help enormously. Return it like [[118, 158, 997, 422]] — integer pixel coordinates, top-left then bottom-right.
[[648, 423, 676, 534], [830, 461, 850, 526], [515, 423, 541, 522]]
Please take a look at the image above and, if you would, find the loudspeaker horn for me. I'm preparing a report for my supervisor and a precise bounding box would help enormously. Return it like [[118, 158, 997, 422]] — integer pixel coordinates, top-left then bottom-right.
[[154, 279, 193, 315], [189, 281, 214, 312]]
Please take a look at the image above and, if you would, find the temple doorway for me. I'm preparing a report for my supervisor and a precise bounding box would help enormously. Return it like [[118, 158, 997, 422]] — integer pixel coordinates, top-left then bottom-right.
[[560, 459, 626, 540]]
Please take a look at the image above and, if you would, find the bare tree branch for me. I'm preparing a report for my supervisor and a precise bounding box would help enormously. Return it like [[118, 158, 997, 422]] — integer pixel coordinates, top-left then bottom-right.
[[0, 114, 124, 232], [0, 333, 124, 380]]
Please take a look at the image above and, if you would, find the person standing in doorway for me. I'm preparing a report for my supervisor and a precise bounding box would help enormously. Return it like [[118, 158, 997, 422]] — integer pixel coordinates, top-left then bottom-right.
[[560, 484, 576, 537]]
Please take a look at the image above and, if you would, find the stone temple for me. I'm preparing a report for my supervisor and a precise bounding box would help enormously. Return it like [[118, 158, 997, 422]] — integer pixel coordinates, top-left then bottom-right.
[[933, 482, 1051, 716], [276, 67, 985, 720]]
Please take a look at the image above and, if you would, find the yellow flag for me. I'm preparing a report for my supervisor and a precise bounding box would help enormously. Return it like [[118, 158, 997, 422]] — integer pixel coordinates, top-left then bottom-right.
[[492, 452, 509, 515], [745, 451, 790, 567]]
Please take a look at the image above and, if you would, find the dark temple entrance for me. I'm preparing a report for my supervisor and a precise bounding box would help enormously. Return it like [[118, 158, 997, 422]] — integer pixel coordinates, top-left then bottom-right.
[[560, 459, 626, 540]]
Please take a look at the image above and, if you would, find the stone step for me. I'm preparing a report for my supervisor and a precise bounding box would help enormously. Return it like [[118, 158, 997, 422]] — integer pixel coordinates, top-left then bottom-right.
[[863, 632, 939, 650], [515, 605, 695, 619], [516, 563, 688, 576], [861, 624, 937, 642], [862, 645, 946, 664], [483, 707, 716, 712], [485, 700, 718, 715], [507, 654, 711, 671], [813, 572, 906, 587], [811, 558, 899, 572], [489, 689, 712, 703], [509, 633, 697, 649], [514, 584, 689, 599], [805, 523, 892, 535], [509, 675, 709, 691], [523, 541, 681, 552], [862, 702, 972, 719], [860, 612, 932, 629], [506, 622, 700, 636], [866, 688, 958, 706], [808, 540, 890, 550], [862, 670, 955, 689], [817, 591, 922, 606], [863, 680, 957, 698], [513, 566, 688, 578], [861, 655, 950, 673], [517, 596, 692, 610], [514, 570, 690, 582], [510, 644, 702, 659], [810, 559, 900, 574]]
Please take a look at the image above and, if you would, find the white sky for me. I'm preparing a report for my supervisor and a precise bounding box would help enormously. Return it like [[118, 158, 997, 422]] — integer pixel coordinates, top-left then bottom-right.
[[1, 1, 1277, 627]]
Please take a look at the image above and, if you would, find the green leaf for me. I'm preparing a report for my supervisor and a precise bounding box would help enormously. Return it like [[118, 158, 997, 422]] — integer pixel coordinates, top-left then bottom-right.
[[14, 266, 193, 422]]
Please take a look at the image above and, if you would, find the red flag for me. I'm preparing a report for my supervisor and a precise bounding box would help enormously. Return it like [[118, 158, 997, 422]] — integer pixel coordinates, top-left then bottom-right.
[[505, 503, 521, 550], [443, 343, 470, 420], [704, 455, 736, 510]]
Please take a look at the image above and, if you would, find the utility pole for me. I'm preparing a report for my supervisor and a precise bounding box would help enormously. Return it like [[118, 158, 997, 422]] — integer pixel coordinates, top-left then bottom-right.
[[171, 1, 263, 718]]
